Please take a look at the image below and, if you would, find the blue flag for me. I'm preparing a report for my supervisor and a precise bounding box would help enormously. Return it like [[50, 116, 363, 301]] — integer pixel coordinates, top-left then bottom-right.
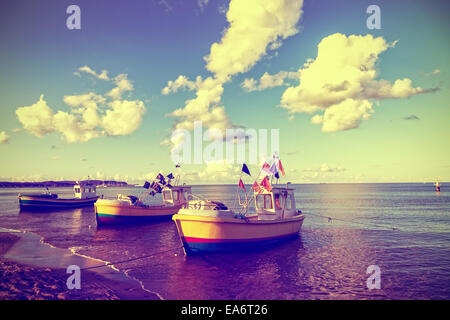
[[242, 163, 251, 176], [151, 181, 162, 193], [156, 173, 166, 185]]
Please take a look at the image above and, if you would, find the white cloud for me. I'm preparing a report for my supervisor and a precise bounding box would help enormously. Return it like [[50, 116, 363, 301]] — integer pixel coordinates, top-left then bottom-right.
[[280, 33, 436, 132], [241, 70, 299, 92], [52, 109, 104, 143], [197, 0, 209, 11], [77, 65, 110, 80], [0, 131, 10, 144], [102, 99, 146, 136], [16, 70, 146, 143], [205, 0, 304, 81], [422, 69, 441, 77], [169, 76, 230, 132], [16, 94, 55, 137], [165, 0, 304, 153], [303, 163, 346, 174], [318, 163, 345, 173], [63, 93, 105, 130], [161, 75, 200, 95], [107, 74, 134, 100], [310, 99, 374, 133], [431, 69, 441, 75]]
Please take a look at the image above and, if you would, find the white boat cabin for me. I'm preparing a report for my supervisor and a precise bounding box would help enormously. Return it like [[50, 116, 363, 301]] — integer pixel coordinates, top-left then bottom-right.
[[74, 183, 97, 199], [254, 187, 297, 220], [162, 186, 191, 206]]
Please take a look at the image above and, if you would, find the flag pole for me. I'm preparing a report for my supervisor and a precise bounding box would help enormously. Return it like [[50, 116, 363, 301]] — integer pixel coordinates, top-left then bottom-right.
[[234, 170, 243, 210]]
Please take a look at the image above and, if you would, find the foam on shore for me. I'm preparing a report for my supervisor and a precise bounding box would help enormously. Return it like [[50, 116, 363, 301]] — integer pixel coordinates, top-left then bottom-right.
[[0, 227, 162, 299]]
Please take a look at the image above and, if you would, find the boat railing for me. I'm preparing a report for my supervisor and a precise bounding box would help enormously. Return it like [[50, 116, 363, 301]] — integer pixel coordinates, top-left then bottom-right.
[[184, 194, 255, 213]]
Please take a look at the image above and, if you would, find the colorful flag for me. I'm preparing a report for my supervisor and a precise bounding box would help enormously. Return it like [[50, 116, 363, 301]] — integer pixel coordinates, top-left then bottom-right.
[[143, 181, 150, 189], [277, 160, 285, 176], [260, 176, 272, 192], [238, 179, 246, 192], [167, 173, 174, 180], [150, 181, 162, 193], [269, 162, 278, 176], [154, 184, 162, 193], [175, 163, 181, 168], [252, 181, 261, 193], [262, 162, 271, 173], [156, 173, 166, 185], [241, 163, 251, 176]]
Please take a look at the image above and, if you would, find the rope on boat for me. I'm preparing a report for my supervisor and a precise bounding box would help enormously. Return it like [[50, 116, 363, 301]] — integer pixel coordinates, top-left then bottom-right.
[[305, 212, 399, 231], [80, 245, 183, 271]]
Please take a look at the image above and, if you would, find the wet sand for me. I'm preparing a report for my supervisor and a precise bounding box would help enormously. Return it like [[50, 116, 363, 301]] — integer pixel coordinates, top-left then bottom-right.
[[0, 231, 160, 300]]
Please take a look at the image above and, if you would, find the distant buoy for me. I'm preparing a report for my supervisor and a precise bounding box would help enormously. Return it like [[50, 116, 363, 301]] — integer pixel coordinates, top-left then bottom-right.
[[435, 180, 441, 192]]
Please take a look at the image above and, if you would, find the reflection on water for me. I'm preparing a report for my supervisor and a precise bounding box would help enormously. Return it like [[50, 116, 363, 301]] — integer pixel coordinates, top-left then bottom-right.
[[0, 183, 449, 299]]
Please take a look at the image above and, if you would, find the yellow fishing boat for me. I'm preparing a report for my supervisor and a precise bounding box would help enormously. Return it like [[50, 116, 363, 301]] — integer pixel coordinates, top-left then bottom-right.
[[172, 185, 305, 254], [95, 185, 191, 225]]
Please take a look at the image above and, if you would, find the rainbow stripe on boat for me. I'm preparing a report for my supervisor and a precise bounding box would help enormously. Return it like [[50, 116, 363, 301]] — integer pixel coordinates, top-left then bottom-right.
[[95, 201, 182, 225], [94, 185, 191, 225]]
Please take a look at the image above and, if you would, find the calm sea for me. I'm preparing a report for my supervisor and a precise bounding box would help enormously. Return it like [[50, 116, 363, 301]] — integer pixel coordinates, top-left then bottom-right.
[[0, 183, 449, 299]]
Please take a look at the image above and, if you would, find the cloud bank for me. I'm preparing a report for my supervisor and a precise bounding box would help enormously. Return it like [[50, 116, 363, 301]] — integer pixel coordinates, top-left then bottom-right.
[[280, 33, 436, 132], [163, 0, 304, 153], [16, 67, 146, 143]]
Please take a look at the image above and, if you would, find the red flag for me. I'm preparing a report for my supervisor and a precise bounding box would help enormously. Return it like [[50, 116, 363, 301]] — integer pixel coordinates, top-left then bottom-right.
[[260, 176, 272, 192], [269, 162, 278, 176], [252, 181, 261, 193], [238, 179, 246, 192], [262, 162, 271, 173], [278, 160, 285, 176]]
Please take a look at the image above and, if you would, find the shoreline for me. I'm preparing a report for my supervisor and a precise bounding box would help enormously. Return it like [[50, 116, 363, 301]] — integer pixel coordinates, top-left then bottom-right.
[[0, 228, 160, 300]]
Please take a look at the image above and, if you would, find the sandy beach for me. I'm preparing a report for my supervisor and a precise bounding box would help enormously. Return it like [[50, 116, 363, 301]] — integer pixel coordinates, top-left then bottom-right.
[[0, 232, 160, 300]]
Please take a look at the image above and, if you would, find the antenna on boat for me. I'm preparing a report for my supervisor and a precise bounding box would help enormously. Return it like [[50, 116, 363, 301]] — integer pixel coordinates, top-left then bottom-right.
[[174, 163, 181, 186]]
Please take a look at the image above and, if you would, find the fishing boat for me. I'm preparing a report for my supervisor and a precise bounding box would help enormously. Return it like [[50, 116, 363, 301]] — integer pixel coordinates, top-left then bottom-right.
[[172, 181, 305, 255], [95, 184, 191, 225], [18, 182, 98, 210]]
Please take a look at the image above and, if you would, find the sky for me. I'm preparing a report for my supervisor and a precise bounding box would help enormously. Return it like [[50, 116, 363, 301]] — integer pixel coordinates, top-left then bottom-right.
[[0, 0, 449, 184]]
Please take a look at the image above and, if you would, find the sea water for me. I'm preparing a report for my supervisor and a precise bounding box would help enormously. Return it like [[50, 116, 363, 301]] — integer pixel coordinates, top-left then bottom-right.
[[0, 183, 449, 299]]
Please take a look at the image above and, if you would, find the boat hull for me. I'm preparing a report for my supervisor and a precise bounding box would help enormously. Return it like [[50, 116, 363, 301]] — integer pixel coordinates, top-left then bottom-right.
[[172, 214, 305, 254], [95, 202, 182, 225], [18, 195, 99, 210]]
